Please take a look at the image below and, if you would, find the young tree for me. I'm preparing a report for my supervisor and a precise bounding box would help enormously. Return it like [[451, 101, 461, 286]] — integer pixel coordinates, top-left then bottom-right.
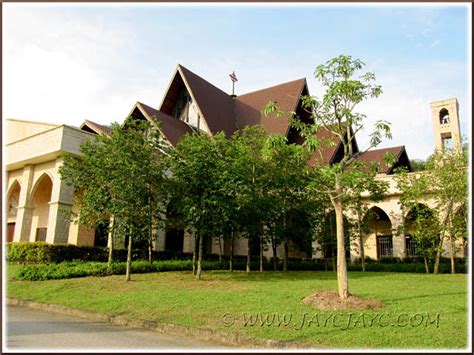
[[60, 118, 168, 281], [395, 148, 468, 273], [263, 135, 312, 271], [264, 55, 391, 299], [227, 126, 271, 273], [169, 131, 232, 279]]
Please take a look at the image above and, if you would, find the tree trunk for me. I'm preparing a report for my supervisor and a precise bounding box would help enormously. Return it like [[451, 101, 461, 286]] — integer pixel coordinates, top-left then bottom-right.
[[125, 232, 132, 282], [333, 195, 349, 299], [357, 217, 365, 272], [246, 236, 251, 273], [433, 235, 444, 274], [259, 234, 264, 272], [148, 197, 153, 265], [424, 256, 430, 274], [283, 241, 289, 272], [107, 217, 114, 267], [196, 233, 204, 280], [192, 234, 199, 275], [272, 241, 277, 271], [359, 235, 366, 272], [229, 229, 234, 272], [450, 236, 456, 274]]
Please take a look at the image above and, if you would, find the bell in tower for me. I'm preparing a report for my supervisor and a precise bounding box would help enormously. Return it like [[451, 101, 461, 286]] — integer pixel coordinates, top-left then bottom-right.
[[430, 98, 462, 153]]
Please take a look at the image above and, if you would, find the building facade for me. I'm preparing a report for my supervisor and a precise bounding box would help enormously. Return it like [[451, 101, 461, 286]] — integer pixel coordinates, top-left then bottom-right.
[[4, 65, 467, 260]]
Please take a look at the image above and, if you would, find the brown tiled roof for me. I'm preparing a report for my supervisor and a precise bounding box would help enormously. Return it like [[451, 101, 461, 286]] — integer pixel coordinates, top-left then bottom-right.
[[80, 120, 112, 136], [356, 145, 408, 174], [161, 65, 237, 137], [234, 78, 307, 135], [309, 128, 342, 166], [135, 102, 193, 147]]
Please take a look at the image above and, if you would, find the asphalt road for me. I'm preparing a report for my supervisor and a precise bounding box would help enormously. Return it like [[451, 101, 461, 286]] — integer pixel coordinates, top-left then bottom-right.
[[5, 305, 229, 350]]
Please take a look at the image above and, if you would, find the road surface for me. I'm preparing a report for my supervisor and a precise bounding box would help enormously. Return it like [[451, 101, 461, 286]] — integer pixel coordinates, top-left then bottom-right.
[[5, 305, 229, 350]]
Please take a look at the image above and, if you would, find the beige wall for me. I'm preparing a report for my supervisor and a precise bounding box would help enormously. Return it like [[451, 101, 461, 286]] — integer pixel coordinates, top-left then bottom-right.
[[29, 175, 53, 241], [6, 119, 58, 144], [5, 120, 97, 246]]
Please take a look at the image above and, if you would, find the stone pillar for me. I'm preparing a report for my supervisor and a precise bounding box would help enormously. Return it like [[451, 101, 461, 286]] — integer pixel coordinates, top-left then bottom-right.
[[13, 165, 35, 242], [391, 214, 406, 259], [183, 230, 194, 253], [46, 160, 74, 244], [155, 227, 166, 252], [311, 240, 324, 259]]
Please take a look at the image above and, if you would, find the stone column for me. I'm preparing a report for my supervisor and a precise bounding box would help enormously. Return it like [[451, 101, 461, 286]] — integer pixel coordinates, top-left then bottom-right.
[[391, 214, 406, 259], [155, 227, 166, 252], [46, 160, 74, 244], [13, 165, 35, 242]]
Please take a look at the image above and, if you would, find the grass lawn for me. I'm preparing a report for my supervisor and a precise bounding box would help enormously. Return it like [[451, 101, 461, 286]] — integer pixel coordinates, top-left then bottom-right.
[[6, 266, 468, 349]]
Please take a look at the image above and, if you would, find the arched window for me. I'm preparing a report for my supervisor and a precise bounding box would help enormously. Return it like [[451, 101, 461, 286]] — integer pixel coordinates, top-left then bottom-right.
[[439, 108, 450, 124]]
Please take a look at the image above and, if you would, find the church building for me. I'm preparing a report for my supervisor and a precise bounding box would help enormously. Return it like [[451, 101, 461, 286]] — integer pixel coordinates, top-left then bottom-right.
[[5, 64, 466, 261]]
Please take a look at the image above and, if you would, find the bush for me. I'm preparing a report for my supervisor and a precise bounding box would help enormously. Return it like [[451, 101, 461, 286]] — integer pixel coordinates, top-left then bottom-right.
[[13, 259, 239, 281], [6, 242, 107, 264], [6, 242, 200, 264]]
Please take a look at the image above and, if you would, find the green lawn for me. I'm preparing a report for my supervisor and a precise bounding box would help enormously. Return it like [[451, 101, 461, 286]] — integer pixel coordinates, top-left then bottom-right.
[[6, 266, 468, 349]]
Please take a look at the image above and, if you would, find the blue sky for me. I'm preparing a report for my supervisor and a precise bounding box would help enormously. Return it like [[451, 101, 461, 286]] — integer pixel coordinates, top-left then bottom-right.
[[3, 3, 471, 159]]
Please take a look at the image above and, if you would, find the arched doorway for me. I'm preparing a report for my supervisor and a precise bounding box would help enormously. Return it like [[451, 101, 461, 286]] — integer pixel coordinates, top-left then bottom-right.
[[362, 206, 393, 260], [30, 174, 53, 242], [6, 181, 21, 242]]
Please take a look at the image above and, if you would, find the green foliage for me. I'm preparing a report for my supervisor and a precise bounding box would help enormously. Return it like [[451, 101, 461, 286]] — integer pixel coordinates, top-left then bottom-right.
[[395, 149, 468, 272], [6, 242, 216, 264], [6, 242, 107, 264], [59, 117, 169, 250], [169, 131, 232, 241], [264, 55, 391, 296]]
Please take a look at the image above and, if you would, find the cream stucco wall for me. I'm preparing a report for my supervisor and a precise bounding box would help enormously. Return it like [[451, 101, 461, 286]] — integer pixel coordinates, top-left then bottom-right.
[[5, 119, 97, 246], [6, 119, 58, 144]]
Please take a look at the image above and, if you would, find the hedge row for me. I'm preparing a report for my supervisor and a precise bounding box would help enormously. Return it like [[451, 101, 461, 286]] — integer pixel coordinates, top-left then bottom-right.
[[7, 243, 466, 276], [6, 242, 203, 264], [13, 260, 268, 281], [12, 259, 466, 281]]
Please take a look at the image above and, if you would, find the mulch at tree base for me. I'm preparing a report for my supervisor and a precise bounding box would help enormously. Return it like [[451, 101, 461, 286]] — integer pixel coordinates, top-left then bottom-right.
[[302, 290, 383, 310]]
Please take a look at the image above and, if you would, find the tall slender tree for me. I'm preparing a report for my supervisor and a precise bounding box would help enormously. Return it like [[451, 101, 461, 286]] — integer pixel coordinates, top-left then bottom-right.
[[264, 55, 391, 299]]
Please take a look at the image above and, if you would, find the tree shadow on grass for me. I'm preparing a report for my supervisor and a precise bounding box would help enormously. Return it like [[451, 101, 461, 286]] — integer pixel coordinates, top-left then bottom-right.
[[201, 270, 387, 283]]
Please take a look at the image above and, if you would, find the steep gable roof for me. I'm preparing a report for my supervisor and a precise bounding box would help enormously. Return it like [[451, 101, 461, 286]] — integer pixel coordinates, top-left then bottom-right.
[[234, 78, 307, 135], [159, 64, 236, 137], [131, 102, 193, 147], [309, 124, 359, 166], [80, 120, 112, 136], [356, 145, 411, 174]]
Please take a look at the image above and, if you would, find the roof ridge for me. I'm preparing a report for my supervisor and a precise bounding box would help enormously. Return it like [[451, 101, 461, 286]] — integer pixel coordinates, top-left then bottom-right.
[[238, 77, 306, 98], [361, 145, 405, 153], [178, 64, 231, 97], [6, 118, 59, 126]]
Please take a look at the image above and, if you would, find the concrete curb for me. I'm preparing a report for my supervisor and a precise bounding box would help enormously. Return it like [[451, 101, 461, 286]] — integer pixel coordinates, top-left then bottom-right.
[[7, 298, 312, 349]]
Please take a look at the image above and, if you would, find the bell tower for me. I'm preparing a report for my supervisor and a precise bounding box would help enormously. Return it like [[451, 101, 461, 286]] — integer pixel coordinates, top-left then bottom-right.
[[430, 98, 462, 152]]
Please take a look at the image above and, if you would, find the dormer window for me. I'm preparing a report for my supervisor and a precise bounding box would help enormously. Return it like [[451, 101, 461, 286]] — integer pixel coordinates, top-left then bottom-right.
[[439, 108, 450, 124]]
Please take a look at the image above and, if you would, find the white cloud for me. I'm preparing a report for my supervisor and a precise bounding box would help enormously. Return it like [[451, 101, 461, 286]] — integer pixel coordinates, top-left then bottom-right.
[[3, 5, 136, 127]]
